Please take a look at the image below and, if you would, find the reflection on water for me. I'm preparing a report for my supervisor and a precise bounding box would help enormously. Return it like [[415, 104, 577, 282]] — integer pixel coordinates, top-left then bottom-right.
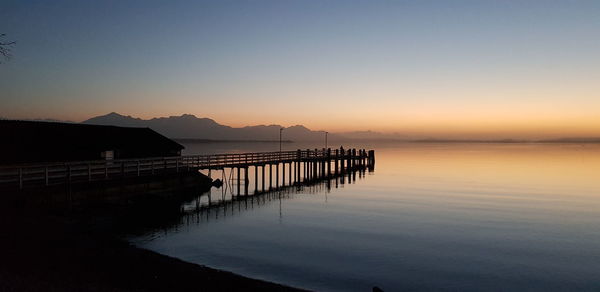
[[134, 164, 372, 242], [131, 143, 600, 292]]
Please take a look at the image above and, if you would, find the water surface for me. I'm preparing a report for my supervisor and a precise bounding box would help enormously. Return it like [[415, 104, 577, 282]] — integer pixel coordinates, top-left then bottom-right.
[[131, 143, 600, 291]]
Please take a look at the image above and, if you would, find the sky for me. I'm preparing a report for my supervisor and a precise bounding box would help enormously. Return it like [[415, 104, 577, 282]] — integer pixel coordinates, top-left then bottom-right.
[[1, 0, 599, 138]]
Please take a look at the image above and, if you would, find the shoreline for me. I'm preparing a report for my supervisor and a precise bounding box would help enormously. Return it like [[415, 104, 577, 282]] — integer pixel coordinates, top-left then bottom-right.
[[0, 177, 306, 292]]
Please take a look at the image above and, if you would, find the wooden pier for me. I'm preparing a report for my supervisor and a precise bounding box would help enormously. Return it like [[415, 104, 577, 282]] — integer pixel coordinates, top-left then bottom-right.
[[175, 163, 373, 227], [0, 148, 375, 191]]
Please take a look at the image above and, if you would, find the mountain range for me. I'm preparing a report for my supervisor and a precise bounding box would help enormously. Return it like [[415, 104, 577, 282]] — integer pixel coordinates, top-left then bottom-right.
[[83, 112, 345, 141], [7, 112, 598, 143]]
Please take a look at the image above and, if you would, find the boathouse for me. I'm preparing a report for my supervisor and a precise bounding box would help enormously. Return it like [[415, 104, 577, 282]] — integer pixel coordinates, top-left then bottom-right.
[[0, 120, 184, 164]]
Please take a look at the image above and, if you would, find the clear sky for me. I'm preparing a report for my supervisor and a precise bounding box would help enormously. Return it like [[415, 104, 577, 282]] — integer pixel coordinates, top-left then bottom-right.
[[1, 0, 599, 138]]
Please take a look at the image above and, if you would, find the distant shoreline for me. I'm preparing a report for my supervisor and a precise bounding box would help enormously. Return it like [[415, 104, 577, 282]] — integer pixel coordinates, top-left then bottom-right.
[[174, 138, 294, 143], [411, 138, 600, 144], [174, 138, 600, 144]]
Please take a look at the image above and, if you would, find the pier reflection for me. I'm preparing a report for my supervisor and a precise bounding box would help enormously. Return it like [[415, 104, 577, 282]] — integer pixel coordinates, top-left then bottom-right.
[[127, 163, 374, 239]]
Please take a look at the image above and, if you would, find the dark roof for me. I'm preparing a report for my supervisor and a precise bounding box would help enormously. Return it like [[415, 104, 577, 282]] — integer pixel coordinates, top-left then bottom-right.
[[0, 120, 184, 164]]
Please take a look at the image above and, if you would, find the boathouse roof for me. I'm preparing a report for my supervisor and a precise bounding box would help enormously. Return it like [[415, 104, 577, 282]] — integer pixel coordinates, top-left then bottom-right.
[[0, 120, 184, 164]]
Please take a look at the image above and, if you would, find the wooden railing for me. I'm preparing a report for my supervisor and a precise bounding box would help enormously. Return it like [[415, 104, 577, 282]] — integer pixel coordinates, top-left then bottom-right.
[[0, 149, 370, 189]]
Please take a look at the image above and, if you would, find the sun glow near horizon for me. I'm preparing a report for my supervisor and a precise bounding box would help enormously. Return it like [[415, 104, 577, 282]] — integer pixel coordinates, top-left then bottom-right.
[[1, 0, 599, 139]]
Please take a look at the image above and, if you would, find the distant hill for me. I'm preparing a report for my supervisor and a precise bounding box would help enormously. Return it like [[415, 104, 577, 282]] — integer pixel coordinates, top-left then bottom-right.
[[537, 137, 600, 143], [72, 113, 600, 143], [0, 117, 75, 123], [83, 112, 339, 141]]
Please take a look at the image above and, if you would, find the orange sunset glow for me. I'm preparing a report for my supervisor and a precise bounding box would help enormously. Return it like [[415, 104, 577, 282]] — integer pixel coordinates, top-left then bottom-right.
[[2, 1, 599, 140]]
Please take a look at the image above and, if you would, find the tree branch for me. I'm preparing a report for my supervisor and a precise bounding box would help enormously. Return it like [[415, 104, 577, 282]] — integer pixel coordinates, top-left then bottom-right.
[[0, 33, 16, 63]]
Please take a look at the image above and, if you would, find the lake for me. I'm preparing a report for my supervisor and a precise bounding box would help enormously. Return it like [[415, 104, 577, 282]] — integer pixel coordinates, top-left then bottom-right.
[[130, 143, 600, 291]]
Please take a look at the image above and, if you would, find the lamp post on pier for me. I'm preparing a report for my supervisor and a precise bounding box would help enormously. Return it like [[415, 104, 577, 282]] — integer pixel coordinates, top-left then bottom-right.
[[325, 131, 328, 149]]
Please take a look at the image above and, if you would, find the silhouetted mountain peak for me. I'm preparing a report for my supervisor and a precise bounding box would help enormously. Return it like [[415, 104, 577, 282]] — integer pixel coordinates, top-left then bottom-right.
[[81, 112, 339, 141], [286, 125, 311, 131], [102, 112, 136, 119], [148, 114, 217, 124], [159, 114, 198, 120], [241, 124, 281, 129], [179, 114, 198, 119], [83, 112, 142, 125]]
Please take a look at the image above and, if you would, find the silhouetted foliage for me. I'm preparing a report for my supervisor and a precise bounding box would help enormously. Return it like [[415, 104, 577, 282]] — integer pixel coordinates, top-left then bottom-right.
[[0, 33, 16, 63]]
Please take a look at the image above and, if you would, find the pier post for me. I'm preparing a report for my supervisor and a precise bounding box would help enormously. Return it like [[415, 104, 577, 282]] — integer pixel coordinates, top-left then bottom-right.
[[289, 162, 292, 185], [299, 161, 301, 182], [244, 167, 249, 195], [269, 164, 273, 190], [359, 150, 363, 166], [302, 161, 306, 182], [347, 149, 352, 169], [368, 150, 375, 166], [255, 166, 258, 193], [319, 160, 322, 177], [262, 165, 265, 192], [334, 149, 339, 174], [360, 149, 364, 166], [340, 148, 345, 173], [362, 149, 366, 166], [326, 148, 331, 176], [276, 163, 279, 188], [237, 167, 241, 196], [303, 161, 307, 181], [296, 150, 301, 182], [313, 149, 319, 179], [308, 161, 311, 181]]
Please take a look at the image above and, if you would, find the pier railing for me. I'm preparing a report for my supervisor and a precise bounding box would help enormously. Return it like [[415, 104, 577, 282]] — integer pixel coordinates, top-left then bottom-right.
[[0, 148, 373, 189]]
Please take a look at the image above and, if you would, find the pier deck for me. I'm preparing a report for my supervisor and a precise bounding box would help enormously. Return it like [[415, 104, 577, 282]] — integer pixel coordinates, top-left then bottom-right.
[[0, 148, 374, 190]]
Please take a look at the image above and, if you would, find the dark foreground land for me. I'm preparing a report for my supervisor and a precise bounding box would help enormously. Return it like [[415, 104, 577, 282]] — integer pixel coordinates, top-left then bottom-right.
[[0, 177, 304, 292]]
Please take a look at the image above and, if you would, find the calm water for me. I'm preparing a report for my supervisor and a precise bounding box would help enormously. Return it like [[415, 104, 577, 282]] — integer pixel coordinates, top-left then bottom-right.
[[130, 143, 600, 291]]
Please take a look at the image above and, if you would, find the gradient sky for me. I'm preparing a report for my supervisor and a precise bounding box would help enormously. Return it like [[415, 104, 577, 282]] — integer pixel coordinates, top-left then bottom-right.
[[1, 0, 599, 138]]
